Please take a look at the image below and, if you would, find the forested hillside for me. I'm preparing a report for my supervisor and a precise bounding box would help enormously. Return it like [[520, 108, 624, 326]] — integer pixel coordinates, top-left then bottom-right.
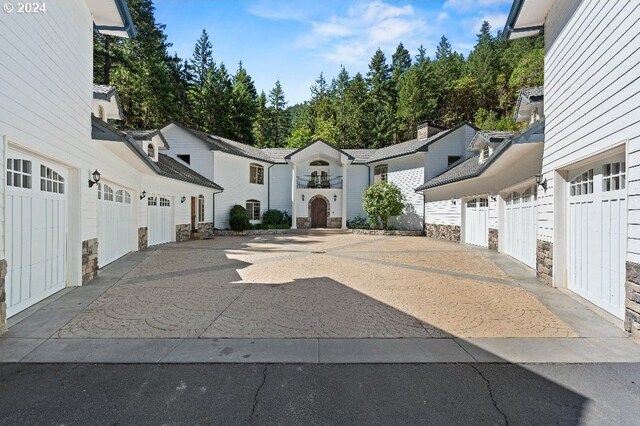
[[94, 0, 544, 149]]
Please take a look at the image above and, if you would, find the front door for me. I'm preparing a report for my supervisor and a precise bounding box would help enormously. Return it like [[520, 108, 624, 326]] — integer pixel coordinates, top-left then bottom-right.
[[190, 196, 197, 231], [311, 198, 327, 228]]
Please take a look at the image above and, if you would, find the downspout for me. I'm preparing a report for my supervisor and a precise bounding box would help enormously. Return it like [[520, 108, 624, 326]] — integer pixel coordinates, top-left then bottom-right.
[[422, 192, 426, 236], [267, 163, 275, 210], [366, 164, 371, 186]]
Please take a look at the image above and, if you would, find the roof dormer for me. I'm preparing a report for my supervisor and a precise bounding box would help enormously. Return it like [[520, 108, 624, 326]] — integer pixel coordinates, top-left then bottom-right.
[[93, 84, 124, 121], [126, 129, 170, 163]]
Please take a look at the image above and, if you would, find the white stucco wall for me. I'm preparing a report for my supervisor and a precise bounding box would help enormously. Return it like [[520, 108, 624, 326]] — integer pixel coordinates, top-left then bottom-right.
[[269, 165, 292, 214], [295, 189, 342, 218], [346, 165, 369, 220]]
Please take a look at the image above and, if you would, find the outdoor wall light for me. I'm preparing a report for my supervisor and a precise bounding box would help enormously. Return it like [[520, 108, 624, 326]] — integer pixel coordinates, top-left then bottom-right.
[[302, 194, 305, 201], [451, 199, 457, 205], [491, 196, 497, 202], [140, 190, 147, 200], [536, 174, 548, 191], [88, 169, 101, 188], [333, 194, 337, 202], [181, 196, 186, 203]]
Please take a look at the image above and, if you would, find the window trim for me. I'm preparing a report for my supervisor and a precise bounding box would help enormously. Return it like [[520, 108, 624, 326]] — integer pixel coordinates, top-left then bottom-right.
[[249, 163, 264, 185], [197, 194, 205, 223], [374, 164, 388, 183], [7, 158, 32, 189], [246, 199, 261, 221]]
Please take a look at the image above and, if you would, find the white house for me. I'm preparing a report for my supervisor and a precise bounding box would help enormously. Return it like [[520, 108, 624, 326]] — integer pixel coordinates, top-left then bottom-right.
[[160, 121, 478, 230], [0, 0, 222, 327]]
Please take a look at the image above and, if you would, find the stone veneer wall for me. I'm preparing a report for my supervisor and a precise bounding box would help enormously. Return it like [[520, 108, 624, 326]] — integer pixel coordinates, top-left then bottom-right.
[[176, 224, 191, 242], [425, 223, 461, 243], [197, 222, 214, 236], [328, 217, 342, 228], [536, 240, 553, 286], [351, 229, 422, 236], [0, 259, 7, 332], [138, 227, 148, 251], [488, 228, 499, 251], [82, 238, 98, 284], [296, 217, 342, 229], [625, 262, 640, 338]]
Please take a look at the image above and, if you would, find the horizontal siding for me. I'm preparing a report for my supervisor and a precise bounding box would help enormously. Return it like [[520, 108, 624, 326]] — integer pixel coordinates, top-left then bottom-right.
[[426, 200, 461, 226], [383, 153, 425, 230], [346, 165, 368, 220], [269, 165, 292, 214], [162, 125, 215, 181]]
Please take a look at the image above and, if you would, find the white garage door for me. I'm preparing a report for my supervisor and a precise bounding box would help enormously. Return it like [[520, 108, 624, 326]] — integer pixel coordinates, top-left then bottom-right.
[[568, 156, 626, 319], [147, 196, 172, 246], [504, 185, 537, 269], [98, 183, 133, 267], [464, 197, 489, 248], [6, 154, 67, 317]]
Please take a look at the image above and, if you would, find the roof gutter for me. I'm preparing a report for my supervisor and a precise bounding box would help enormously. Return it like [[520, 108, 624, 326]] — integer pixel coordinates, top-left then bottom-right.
[[94, 0, 137, 38], [502, 0, 525, 40]]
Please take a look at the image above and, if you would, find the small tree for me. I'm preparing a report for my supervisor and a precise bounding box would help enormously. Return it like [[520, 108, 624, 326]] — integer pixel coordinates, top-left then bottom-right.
[[229, 204, 250, 231], [362, 181, 404, 230]]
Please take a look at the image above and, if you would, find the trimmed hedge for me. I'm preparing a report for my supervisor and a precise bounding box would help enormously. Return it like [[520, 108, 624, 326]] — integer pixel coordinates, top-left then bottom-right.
[[229, 204, 250, 231]]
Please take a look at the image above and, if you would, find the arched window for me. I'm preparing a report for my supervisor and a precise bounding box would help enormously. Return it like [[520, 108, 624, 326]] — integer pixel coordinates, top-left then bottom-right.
[[147, 143, 155, 158], [40, 165, 65, 194], [115, 189, 123, 203], [124, 191, 131, 204], [198, 195, 205, 222], [104, 184, 114, 201], [310, 160, 329, 166], [249, 163, 264, 184], [98, 105, 106, 121], [246, 199, 260, 220]]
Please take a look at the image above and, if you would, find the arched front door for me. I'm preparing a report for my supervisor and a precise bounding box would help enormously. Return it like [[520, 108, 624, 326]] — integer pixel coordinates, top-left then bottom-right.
[[311, 197, 328, 228]]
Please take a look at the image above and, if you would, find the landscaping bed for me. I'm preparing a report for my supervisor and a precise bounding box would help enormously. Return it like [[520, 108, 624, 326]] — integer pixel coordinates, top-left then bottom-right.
[[350, 229, 423, 236]]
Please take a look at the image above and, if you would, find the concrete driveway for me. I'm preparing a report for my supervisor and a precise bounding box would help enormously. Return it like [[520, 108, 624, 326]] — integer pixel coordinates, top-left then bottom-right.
[[44, 232, 579, 339]]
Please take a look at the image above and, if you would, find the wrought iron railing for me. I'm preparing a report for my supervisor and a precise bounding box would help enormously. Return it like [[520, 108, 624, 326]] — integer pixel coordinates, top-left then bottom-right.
[[296, 175, 343, 189]]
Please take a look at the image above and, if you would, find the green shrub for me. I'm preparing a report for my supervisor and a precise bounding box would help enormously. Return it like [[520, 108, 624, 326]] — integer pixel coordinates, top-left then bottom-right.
[[363, 181, 405, 230], [229, 204, 250, 231], [347, 215, 370, 229], [251, 223, 290, 230], [262, 209, 291, 226]]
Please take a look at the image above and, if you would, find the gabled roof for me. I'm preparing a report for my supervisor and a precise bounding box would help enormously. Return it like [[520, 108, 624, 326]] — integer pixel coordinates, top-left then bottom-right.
[[344, 149, 376, 164], [417, 119, 544, 191], [157, 154, 223, 191], [93, 84, 124, 121], [367, 122, 476, 164], [262, 148, 295, 164], [468, 130, 517, 151], [284, 139, 355, 161], [126, 129, 170, 149], [513, 86, 544, 122]]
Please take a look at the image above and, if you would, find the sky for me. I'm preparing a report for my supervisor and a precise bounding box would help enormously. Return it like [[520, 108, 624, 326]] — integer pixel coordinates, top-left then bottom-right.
[[154, 0, 513, 104]]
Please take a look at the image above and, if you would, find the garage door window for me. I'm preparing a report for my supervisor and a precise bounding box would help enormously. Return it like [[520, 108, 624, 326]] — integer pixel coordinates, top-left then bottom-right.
[[103, 184, 114, 201], [125, 191, 131, 204], [115, 190, 123, 203], [570, 169, 593, 196], [603, 162, 625, 191], [7, 158, 32, 188], [160, 197, 170, 207], [148, 196, 157, 206], [40, 165, 65, 194]]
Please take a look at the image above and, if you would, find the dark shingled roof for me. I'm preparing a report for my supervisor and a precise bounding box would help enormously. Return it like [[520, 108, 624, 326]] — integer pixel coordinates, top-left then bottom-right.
[[125, 129, 170, 149], [262, 148, 295, 163], [157, 154, 223, 191], [416, 155, 483, 190], [92, 84, 116, 97], [344, 149, 376, 164], [513, 86, 544, 122]]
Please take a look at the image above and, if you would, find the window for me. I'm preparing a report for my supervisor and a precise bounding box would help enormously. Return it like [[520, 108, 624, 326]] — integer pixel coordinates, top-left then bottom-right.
[[115, 189, 123, 203], [603, 161, 626, 192], [522, 187, 532, 202], [310, 160, 329, 166], [246, 199, 260, 220], [198, 195, 205, 222], [250, 163, 264, 184], [447, 156, 461, 167], [98, 183, 102, 200], [148, 196, 157, 206], [479, 197, 488, 207], [467, 198, 477, 208], [98, 105, 106, 121], [374, 164, 388, 183], [177, 154, 191, 165], [7, 158, 32, 189], [160, 197, 170, 207], [570, 169, 594, 196], [147, 143, 155, 158], [125, 191, 131, 204], [40, 165, 65, 194], [104, 184, 114, 201]]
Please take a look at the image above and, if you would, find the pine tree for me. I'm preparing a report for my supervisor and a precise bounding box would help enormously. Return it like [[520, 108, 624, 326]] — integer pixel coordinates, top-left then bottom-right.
[[188, 29, 215, 129], [253, 91, 270, 147], [230, 61, 258, 144], [267, 80, 289, 147], [367, 49, 394, 147], [390, 43, 412, 143], [344, 73, 373, 148], [467, 21, 499, 111]]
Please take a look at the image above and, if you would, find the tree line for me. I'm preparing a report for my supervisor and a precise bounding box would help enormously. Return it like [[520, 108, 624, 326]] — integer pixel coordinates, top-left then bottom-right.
[[94, 0, 544, 149]]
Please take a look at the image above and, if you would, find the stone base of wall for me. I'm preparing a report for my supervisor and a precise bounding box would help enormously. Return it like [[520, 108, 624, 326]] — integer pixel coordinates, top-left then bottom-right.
[[536, 239, 553, 286], [488, 228, 499, 251], [0, 259, 7, 333], [82, 238, 98, 284], [425, 223, 461, 243], [176, 224, 190, 242], [350, 229, 422, 236], [625, 262, 640, 338], [196, 222, 214, 236], [328, 217, 342, 228], [296, 217, 343, 229], [138, 227, 148, 251], [215, 229, 292, 236]]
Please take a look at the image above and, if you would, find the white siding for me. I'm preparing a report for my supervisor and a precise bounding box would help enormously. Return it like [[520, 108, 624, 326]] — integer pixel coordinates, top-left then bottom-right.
[[489, 196, 499, 229], [540, 0, 640, 265], [213, 152, 269, 228], [346, 165, 369, 220], [426, 200, 461, 226], [425, 125, 477, 180], [162, 124, 215, 181], [269, 165, 292, 214]]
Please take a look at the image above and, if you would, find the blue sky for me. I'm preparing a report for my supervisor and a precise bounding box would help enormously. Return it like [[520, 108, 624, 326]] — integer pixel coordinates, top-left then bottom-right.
[[154, 0, 513, 104]]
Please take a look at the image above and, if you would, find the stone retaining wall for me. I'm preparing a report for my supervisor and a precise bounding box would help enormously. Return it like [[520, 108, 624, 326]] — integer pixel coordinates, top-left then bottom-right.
[[488, 228, 499, 251], [197, 222, 214, 236], [425, 223, 461, 243], [296, 217, 342, 229], [215, 229, 292, 236], [138, 227, 148, 251], [328, 217, 342, 228], [176, 224, 191, 242], [625, 262, 640, 338], [82, 238, 98, 284], [350, 229, 422, 236], [536, 240, 553, 286], [0, 259, 7, 332]]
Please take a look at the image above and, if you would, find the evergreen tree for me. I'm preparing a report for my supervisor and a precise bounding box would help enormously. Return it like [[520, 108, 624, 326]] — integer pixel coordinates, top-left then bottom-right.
[[390, 43, 412, 143], [253, 91, 270, 147], [467, 21, 499, 111], [267, 80, 289, 147], [230, 61, 258, 144], [188, 29, 215, 129], [367, 49, 394, 147], [344, 73, 373, 148]]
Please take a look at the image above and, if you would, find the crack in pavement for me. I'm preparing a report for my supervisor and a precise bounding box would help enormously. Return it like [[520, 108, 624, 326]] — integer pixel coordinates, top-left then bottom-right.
[[469, 364, 509, 426], [250, 365, 268, 421]]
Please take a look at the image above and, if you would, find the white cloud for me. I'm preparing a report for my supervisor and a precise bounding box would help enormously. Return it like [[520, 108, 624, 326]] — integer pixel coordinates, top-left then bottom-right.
[[444, 0, 512, 11]]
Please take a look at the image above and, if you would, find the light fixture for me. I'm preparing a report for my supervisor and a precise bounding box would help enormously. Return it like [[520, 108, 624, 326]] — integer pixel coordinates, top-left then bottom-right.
[[302, 194, 305, 201], [88, 169, 101, 188], [535, 174, 547, 191], [491, 195, 497, 202], [333, 194, 337, 202], [451, 199, 456, 205], [140, 190, 147, 200], [181, 196, 186, 203]]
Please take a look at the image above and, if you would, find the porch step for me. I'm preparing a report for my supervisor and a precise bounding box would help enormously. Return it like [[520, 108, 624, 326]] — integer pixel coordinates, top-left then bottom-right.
[[190, 231, 211, 240]]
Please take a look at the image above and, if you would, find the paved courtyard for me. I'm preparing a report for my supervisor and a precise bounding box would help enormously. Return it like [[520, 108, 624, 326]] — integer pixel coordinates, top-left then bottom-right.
[[48, 232, 578, 339]]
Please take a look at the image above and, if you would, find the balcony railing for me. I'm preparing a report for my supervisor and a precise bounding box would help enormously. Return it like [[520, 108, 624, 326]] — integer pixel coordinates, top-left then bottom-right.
[[296, 175, 343, 189]]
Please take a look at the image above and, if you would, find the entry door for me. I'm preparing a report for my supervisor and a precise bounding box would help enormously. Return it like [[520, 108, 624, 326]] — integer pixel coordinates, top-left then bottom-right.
[[311, 198, 327, 227], [503, 185, 537, 269], [98, 183, 133, 267], [190, 196, 197, 231], [6, 154, 68, 317], [464, 197, 489, 247], [148, 196, 172, 246], [568, 156, 626, 319]]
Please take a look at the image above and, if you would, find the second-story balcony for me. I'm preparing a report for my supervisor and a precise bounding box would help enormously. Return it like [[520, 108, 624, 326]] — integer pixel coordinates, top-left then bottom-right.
[[296, 175, 343, 189]]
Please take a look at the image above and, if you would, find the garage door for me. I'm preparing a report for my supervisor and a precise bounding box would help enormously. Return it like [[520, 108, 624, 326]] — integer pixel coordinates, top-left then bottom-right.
[[98, 183, 133, 267], [568, 156, 626, 319], [503, 185, 537, 269], [464, 197, 489, 248], [148, 195, 172, 246], [6, 154, 67, 317]]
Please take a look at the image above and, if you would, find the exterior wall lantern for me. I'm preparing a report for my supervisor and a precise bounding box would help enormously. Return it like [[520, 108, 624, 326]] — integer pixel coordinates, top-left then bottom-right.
[[140, 190, 147, 200], [181, 196, 186, 203], [535, 174, 548, 191], [302, 194, 305, 201], [333, 194, 337, 202], [491, 195, 497, 202], [450, 199, 457, 205], [88, 169, 101, 188]]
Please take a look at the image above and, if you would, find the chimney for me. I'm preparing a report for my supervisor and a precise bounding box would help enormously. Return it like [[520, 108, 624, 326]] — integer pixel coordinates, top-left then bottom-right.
[[417, 122, 444, 141]]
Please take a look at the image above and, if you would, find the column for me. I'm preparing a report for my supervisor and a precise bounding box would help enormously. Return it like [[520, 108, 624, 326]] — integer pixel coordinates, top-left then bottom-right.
[[341, 162, 348, 229], [291, 162, 297, 229]]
